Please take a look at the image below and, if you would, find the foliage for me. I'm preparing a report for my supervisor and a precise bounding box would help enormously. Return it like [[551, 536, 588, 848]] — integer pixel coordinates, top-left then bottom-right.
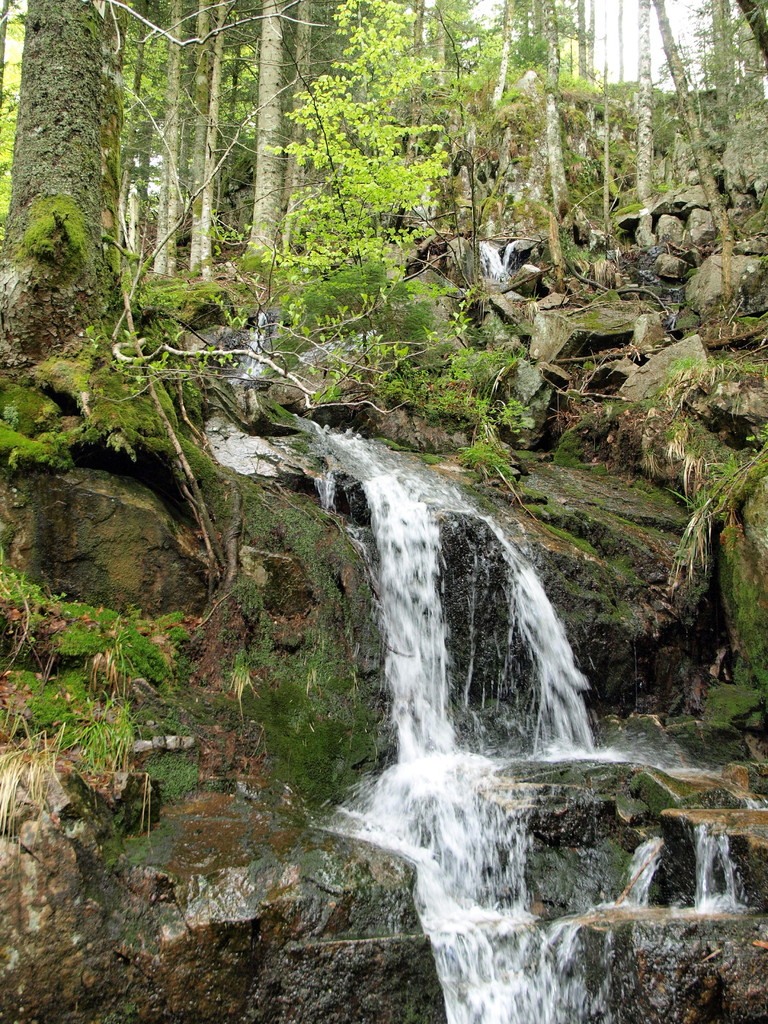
[[379, 344, 532, 441], [282, 0, 446, 271], [0, 559, 190, 782]]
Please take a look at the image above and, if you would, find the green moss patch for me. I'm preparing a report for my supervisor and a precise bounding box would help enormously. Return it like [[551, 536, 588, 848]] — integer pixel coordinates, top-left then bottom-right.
[[17, 195, 89, 276]]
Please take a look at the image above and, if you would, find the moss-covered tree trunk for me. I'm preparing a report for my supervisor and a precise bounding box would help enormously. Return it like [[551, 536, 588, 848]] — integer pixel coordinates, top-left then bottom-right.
[[0, 0, 122, 368]]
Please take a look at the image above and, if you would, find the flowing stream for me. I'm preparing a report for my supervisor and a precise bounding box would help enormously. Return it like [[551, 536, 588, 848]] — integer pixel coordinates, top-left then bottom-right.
[[306, 427, 746, 1023]]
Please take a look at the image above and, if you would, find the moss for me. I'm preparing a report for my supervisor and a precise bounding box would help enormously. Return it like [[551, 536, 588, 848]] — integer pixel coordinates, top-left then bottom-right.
[[0, 383, 61, 436], [28, 669, 89, 742], [553, 430, 587, 468], [704, 684, 764, 730], [16, 196, 90, 277], [543, 523, 599, 556], [142, 278, 232, 328], [145, 751, 199, 803], [719, 526, 768, 695], [0, 425, 74, 473]]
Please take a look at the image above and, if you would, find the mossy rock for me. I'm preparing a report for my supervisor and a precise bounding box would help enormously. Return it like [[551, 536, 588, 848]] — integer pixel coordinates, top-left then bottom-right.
[[704, 684, 764, 731]]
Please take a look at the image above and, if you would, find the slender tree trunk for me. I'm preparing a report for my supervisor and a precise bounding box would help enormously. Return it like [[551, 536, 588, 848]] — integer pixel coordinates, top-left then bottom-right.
[[154, 0, 183, 277], [532, 0, 544, 37], [588, 0, 595, 80], [618, 0, 625, 82], [199, 4, 227, 279], [493, 0, 513, 105], [653, 0, 734, 304], [283, 0, 310, 252], [249, 0, 285, 252], [603, 24, 611, 233], [735, 0, 768, 72], [0, 0, 10, 110], [0, 0, 122, 366], [578, 0, 587, 78], [636, 0, 653, 203], [435, 3, 447, 84], [712, 0, 734, 112], [543, 0, 569, 219], [189, 0, 211, 272]]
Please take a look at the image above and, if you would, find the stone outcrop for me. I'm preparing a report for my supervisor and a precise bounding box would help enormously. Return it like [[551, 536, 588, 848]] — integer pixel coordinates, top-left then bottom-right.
[[0, 468, 209, 616], [686, 254, 768, 315]]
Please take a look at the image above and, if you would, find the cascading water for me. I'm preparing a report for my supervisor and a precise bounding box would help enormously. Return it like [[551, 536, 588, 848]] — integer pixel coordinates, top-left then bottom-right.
[[694, 824, 745, 913], [311, 428, 604, 1023]]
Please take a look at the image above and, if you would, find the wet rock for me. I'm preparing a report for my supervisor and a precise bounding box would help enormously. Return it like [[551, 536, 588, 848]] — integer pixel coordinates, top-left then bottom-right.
[[719, 475, 768, 691], [348, 406, 471, 454], [620, 335, 707, 402], [735, 235, 768, 256], [660, 808, 768, 910], [7, 469, 208, 617], [489, 292, 527, 323]]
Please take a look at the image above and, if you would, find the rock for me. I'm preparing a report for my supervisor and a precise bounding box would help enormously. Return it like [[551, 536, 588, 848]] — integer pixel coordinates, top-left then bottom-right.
[[636, 212, 656, 248], [723, 107, 768, 203], [497, 358, 553, 448], [537, 292, 568, 310], [616, 208, 644, 232], [730, 191, 759, 227], [684, 207, 717, 246], [6, 469, 208, 617], [538, 362, 571, 389], [587, 357, 637, 391], [687, 254, 768, 314], [656, 215, 685, 244], [509, 263, 547, 297], [620, 336, 708, 402], [686, 380, 768, 447], [633, 312, 666, 352], [660, 807, 768, 910], [735, 235, 768, 256], [650, 185, 708, 217], [654, 253, 688, 279], [719, 474, 768, 691], [350, 407, 471, 454], [205, 415, 317, 482], [529, 306, 638, 363], [489, 292, 527, 323], [239, 545, 313, 616]]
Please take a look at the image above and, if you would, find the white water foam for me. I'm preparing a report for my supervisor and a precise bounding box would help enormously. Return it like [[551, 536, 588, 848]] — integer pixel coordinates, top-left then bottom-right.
[[311, 429, 602, 1023]]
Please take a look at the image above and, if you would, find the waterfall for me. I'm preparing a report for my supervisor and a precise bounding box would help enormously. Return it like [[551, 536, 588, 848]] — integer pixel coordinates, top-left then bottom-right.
[[622, 839, 663, 907], [694, 824, 746, 913], [479, 242, 508, 284], [312, 429, 601, 1023]]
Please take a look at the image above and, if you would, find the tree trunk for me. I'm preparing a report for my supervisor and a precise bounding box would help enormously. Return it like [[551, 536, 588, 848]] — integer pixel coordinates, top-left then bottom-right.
[[653, 0, 734, 304], [493, 0, 513, 105], [189, 0, 211, 272], [543, 0, 569, 219], [0, 0, 10, 110], [735, 0, 768, 72], [199, 4, 227, 279], [0, 0, 122, 367], [153, 0, 184, 277], [249, 0, 285, 252], [603, 34, 611, 233], [587, 0, 595, 80], [282, 0, 311, 252], [577, 0, 587, 78], [618, 0, 625, 82], [636, 0, 653, 203], [712, 0, 734, 112]]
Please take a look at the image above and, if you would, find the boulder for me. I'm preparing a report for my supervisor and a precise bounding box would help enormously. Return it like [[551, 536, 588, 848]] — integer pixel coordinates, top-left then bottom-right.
[[654, 254, 688, 280], [498, 358, 553, 448], [650, 185, 708, 217], [529, 306, 638, 363], [620, 336, 708, 402], [686, 254, 768, 314], [723, 106, 768, 203], [633, 312, 666, 352], [656, 215, 685, 244], [4, 469, 208, 617], [686, 380, 768, 448], [684, 208, 717, 246], [719, 474, 768, 692]]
